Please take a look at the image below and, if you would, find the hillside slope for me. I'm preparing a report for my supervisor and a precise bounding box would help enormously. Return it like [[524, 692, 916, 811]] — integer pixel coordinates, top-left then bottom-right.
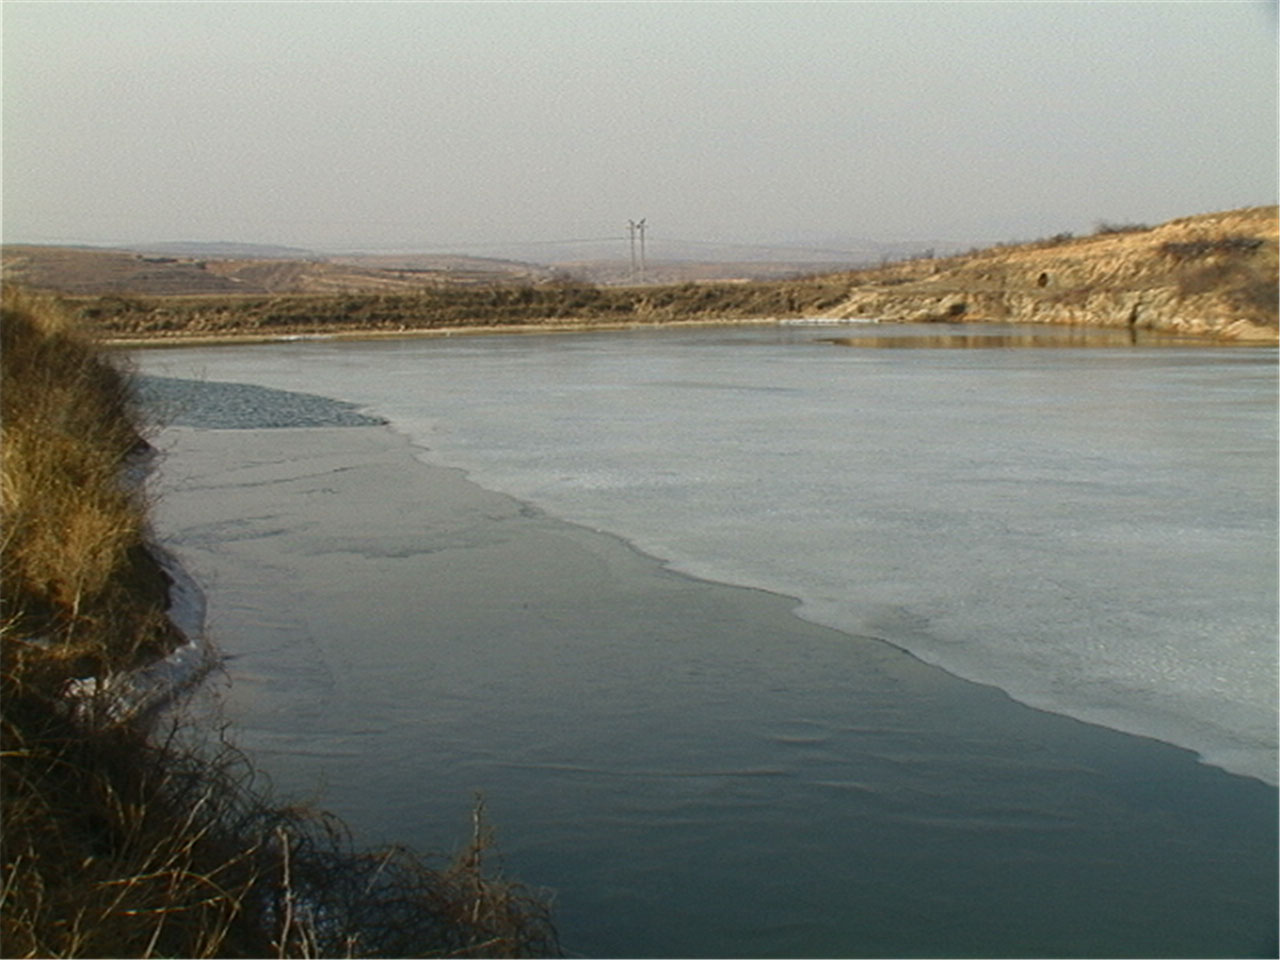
[[0, 246, 553, 295], [825, 206, 1278, 340]]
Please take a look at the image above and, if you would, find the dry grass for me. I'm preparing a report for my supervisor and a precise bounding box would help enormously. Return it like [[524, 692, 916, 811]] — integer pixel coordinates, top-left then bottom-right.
[[822, 205, 1279, 337], [2, 708, 557, 958], [1, 288, 174, 696], [1, 287, 559, 957]]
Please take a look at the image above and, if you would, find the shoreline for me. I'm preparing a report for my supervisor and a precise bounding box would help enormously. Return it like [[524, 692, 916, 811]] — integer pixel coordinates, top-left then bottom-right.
[[105, 313, 1277, 349], [104, 315, 784, 349], [63, 544, 216, 724]]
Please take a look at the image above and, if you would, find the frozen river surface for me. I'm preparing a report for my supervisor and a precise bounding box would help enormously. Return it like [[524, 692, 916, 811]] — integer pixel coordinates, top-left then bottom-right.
[[137, 323, 1278, 957], [140, 322, 1278, 784]]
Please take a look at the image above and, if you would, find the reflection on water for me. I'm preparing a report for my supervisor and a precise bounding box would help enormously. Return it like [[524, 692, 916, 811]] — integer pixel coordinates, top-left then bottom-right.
[[823, 326, 1207, 349]]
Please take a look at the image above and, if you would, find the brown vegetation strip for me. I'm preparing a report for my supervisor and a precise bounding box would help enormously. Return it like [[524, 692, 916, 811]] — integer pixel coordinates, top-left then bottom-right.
[[66, 279, 854, 343]]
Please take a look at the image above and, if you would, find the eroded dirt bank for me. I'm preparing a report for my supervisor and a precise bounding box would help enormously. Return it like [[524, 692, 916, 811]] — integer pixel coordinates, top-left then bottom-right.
[[824, 206, 1278, 341]]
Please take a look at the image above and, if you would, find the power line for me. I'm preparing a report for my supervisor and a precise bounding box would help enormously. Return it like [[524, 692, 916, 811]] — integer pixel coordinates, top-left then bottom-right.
[[380, 232, 624, 249], [478, 236, 627, 247], [653, 236, 877, 257]]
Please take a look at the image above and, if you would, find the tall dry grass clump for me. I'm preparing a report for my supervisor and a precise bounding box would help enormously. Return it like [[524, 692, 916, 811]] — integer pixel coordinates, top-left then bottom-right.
[[1, 287, 558, 957], [2, 288, 176, 701]]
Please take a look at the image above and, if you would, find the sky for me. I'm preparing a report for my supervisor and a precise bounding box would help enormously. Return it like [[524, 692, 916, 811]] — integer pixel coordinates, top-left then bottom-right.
[[3, 1, 1277, 258]]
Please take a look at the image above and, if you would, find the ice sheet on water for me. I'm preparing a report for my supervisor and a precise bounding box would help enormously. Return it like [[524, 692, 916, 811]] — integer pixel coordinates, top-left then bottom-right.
[[134, 326, 1279, 783]]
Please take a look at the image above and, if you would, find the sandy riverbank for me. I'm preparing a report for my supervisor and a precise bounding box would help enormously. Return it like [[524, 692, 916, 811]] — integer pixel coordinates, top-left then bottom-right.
[[108, 313, 1275, 350]]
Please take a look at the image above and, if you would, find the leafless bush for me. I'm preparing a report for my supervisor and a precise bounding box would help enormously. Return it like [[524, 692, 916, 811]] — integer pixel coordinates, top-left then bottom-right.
[[1094, 221, 1151, 235], [1, 703, 558, 958]]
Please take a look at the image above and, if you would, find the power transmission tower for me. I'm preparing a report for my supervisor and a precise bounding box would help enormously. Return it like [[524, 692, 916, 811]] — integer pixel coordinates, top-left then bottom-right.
[[627, 218, 647, 283], [637, 218, 647, 282], [627, 220, 638, 281]]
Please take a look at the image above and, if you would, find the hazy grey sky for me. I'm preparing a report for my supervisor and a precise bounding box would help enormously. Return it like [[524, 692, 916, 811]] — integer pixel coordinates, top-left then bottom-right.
[[3, 1, 1276, 254]]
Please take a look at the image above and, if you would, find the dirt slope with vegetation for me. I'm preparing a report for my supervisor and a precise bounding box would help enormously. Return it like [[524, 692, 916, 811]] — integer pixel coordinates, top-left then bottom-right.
[[0, 290, 556, 957], [823, 206, 1278, 340]]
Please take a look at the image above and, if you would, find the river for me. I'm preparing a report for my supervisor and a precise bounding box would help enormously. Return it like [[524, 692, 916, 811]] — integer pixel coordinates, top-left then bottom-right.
[[136, 322, 1277, 958]]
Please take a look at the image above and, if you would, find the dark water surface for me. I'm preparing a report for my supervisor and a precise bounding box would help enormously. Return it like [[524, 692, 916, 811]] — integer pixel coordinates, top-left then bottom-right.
[[137, 325, 1278, 958]]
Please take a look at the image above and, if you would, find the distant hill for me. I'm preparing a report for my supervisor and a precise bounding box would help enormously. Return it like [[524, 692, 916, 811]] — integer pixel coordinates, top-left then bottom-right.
[[452, 235, 966, 269], [0, 242, 896, 293], [2, 231, 979, 294], [3, 246, 251, 296], [0, 245, 557, 296], [125, 241, 319, 259]]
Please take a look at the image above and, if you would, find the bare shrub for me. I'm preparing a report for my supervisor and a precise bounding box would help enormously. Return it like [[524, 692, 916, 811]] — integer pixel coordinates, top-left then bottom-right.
[[1, 706, 558, 958], [1094, 221, 1151, 235]]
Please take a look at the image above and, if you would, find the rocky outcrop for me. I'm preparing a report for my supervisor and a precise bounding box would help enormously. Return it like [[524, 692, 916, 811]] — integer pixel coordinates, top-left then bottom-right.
[[825, 207, 1278, 341]]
